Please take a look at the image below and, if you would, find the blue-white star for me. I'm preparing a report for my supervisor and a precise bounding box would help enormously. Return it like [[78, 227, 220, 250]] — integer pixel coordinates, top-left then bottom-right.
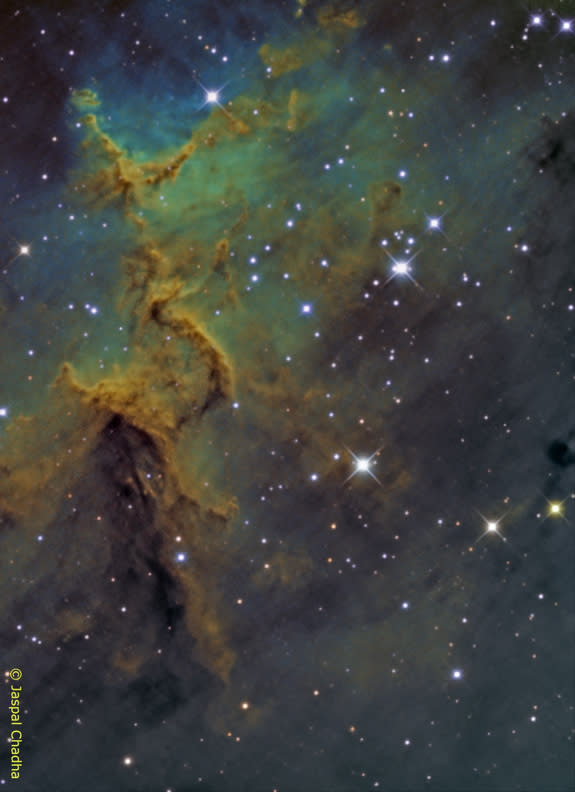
[[343, 445, 384, 486], [383, 251, 422, 289]]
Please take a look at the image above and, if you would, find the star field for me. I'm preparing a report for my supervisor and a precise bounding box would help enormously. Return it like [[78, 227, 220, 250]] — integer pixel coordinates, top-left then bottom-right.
[[0, 1, 574, 791]]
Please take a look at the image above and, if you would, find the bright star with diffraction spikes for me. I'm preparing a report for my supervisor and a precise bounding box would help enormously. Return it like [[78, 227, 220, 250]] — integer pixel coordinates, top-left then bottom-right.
[[383, 251, 423, 289], [474, 510, 510, 544], [343, 445, 384, 486]]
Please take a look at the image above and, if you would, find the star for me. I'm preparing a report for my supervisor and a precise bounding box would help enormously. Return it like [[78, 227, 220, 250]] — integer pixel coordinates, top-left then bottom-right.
[[383, 250, 422, 289], [474, 510, 509, 544], [343, 445, 384, 486], [192, 73, 231, 116], [424, 211, 448, 236], [6, 242, 32, 266], [540, 494, 570, 524]]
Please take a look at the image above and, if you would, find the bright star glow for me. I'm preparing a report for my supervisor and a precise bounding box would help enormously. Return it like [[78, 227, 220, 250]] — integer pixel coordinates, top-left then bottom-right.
[[393, 261, 409, 276], [193, 73, 230, 114], [343, 445, 384, 486], [559, 18, 573, 33], [424, 211, 447, 235], [530, 14, 543, 27], [541, 495, 569, 523], [384, 251, 421, 288], [475, 511, 508, 544], [451, 668, 463, 680], [8, 243, 32, 264]]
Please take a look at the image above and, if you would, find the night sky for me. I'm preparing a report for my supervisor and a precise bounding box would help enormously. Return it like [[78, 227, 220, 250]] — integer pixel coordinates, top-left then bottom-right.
[[1, 1, 574, 790]]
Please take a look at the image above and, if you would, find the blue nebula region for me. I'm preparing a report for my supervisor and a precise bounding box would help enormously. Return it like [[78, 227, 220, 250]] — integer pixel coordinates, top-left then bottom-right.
[[0, 1, 574, 790]]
